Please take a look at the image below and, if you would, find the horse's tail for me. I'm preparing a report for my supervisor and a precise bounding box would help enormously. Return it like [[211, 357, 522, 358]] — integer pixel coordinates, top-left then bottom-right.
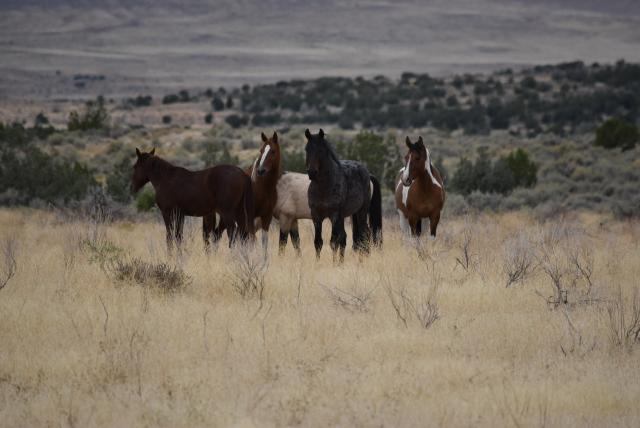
[[241, 175, 256, 240], [368, 174, 383, 247]]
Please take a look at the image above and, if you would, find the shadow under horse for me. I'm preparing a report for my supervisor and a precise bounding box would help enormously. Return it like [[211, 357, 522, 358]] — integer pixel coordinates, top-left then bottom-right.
[[131, 148, 255, 251], [304, 129, 382, 262]]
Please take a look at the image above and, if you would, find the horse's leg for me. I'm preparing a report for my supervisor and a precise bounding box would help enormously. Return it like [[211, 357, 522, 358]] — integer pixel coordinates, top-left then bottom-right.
[[203, 213, 216, 252], [398, 209, 411, 236], [429, 211, 441, 240], [358, 204, 371, 254], [174, 210, 185, 248], [408, 215, 421, 237], [416, 219, 422, 237], [290, 221, 301, 256], [223, 216, 237, 248], [278, 216, 292, 255], [313, 217, 323, 259], [161, 209, 175, 253], [330, 215, 346, 263], [260, 216, 271, 254], [351, 214, 361, 252], [213, 216, 225, 245]]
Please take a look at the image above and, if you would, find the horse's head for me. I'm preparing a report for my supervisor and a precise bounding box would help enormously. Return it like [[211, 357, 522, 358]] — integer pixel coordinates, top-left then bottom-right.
[[131, 147, 156, 193], [304, 128, 335, 181], [254, 131, 280, 177], [401, 136, 428, 186]]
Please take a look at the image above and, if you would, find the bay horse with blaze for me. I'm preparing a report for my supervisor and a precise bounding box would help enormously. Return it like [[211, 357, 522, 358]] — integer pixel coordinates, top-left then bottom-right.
[[246, 131, 281, 252], [131, 148, 255, 251], [395, 136, 445, 238]]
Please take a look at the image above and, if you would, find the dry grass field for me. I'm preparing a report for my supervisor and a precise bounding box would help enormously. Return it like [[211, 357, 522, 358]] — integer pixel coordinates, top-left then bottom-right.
[[1, 208, 639, 427]]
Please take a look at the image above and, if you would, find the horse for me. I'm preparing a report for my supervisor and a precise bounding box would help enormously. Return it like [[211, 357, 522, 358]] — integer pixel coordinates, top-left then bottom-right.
[[395, 136, 445, 239], [130, 148, 255, 251], [273, 171, 312, 255], [304, 128, 382, 261], [245, 131, 281, 252]]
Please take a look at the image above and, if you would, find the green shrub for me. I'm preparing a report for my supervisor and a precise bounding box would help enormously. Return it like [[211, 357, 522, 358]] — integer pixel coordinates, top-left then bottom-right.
[[504, 149, 538, 187], [335, 131, 402, 190], [162, 94, 180, 104], [106, 157, 133, 203], [595, 118, 638, 150], [204, 113, 213, 124], [282, 149, 306, 173], [212, 97, 225, 111], [67, 97, 110, 131], [225, 114, 249, 129], [135, 187, 156, 212], [203, 141, 238, 166], [162, 115, 172, 125], [0, 123, 96, 204], [451, 148, 537, 195]]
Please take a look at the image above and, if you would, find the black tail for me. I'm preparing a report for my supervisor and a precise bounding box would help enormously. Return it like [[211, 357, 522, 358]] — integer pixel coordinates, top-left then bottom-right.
[[240, 175, 256, 241], [368, 175, 383, 246]]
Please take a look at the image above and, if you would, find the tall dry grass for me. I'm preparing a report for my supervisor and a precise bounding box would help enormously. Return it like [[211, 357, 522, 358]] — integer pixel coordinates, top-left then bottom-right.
[[0, 208, 639, 427]]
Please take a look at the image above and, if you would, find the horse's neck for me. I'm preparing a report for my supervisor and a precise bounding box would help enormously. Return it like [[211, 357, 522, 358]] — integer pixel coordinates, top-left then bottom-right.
[[416, 162, 441, 192], [317, 159, 342, 188], [149, 158, 178, 188], [253, 170, 279, 195]]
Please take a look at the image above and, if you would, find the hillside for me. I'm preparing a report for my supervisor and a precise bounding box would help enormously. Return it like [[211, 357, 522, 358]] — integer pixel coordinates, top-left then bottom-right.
[[1, 62, 639, 220], [2, 0, 640, 98]]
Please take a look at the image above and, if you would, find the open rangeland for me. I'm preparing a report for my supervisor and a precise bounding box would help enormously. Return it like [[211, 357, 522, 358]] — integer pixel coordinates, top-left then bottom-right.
[[0, 209, 639, 427]]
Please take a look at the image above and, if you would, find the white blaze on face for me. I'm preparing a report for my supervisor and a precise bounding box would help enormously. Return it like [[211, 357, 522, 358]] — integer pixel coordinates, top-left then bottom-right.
[[402, 153, 411, 182], [259, 144, 271, 169], [251, 158, 259, 181]]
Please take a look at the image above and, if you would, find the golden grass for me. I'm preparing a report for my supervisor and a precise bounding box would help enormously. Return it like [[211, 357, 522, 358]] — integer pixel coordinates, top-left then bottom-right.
[[1, 209, 639, 427]]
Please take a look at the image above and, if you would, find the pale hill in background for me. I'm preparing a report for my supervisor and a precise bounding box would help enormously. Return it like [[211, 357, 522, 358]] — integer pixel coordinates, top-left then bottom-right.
[[1, 0, 640, 98]]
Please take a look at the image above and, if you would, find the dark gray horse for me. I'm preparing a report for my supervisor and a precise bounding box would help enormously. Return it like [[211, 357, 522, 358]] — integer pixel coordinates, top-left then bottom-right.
[[304, 129, 382, 261]]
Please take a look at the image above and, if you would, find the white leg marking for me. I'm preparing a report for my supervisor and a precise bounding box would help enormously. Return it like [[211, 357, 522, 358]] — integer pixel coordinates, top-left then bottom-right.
[[398, 209, 410, 235], [259, 145, 270, 169]]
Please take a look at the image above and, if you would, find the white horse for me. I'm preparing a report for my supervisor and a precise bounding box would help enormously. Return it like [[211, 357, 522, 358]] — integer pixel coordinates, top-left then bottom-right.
[[273, 171, 312, 255]]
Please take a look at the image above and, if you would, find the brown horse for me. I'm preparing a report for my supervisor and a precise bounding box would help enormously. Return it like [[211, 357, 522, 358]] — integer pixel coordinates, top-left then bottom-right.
[[246, 131, 282, 251], [395, 137, 445, 238], [131, 148, 255, 251]]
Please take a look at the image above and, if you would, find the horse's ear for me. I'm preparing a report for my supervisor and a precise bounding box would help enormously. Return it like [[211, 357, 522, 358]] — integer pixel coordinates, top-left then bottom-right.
[[150, 148, 156, 156], [305, 129, 311, 140], [319, 129, 324, 139], [272, 131, 278, 143], [417, 136, 424, 146], [405, 137, 412, 148], [261, 132, 268, 143], [135, 147, 141, 157]]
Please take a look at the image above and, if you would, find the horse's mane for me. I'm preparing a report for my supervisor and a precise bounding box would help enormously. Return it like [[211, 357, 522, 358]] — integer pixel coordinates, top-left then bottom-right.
[[322, 137, 341, 166], [150, 155, 177, 172]]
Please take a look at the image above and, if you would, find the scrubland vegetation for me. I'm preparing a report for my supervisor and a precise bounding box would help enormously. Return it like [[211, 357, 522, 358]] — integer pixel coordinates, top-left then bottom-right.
[[0, 61, 639, 425], [0, 209, 639, 426]]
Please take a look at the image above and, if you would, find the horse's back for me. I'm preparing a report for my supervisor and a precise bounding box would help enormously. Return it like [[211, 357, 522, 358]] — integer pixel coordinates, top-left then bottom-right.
[[275, 171, 311, 219], [340, 160, 371, 210], [204, 164, 251, 206]]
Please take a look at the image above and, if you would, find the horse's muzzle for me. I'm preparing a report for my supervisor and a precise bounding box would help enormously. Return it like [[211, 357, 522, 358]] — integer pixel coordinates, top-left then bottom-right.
[[257, 168, 266, 176], [401, 177, 413, 187], [307, 169, 318, 181]]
